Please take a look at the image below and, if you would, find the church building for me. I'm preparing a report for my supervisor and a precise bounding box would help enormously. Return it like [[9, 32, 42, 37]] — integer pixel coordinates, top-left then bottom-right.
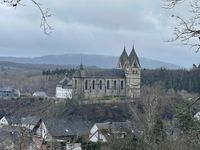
[[72, 45, 141, 100]]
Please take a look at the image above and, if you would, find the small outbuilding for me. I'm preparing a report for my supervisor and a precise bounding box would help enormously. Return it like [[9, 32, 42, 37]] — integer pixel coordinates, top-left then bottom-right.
[[56, 76, 72, 99], [33, 91, 47, 98]]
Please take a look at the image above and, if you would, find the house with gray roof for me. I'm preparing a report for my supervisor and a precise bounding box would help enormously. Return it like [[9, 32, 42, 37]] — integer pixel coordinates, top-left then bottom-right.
[[0, 116, 41, 131], [72, 45, 141, 100], [35, 117, 91, 143]]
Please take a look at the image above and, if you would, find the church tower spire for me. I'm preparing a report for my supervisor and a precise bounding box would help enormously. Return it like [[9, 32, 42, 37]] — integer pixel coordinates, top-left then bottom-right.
[[123, 43, 141, 99], [117, 46, 129, 69], [129, 44, 140, 68]]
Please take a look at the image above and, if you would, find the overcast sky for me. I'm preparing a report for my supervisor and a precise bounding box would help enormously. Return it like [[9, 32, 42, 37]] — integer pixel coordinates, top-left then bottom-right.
[[0, 0, 200, 68]]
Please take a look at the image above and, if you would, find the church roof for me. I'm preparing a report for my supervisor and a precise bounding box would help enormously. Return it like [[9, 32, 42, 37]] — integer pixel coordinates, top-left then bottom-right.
[[57, 77, 72, 88], [129, 45, 140, 67], [118, 47, 129, 67], [73, 69, 125, 79]]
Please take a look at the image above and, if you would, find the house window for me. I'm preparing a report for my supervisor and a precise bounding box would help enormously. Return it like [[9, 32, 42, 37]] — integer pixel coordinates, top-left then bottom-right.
[[75, 80, 77, 89], [107, 80, 110, 89], [85, 80, 88, 90], [92, 80, 95, 90], [121, 80, 124, 89], [114, 80, 117, 90], [100, 80, 103, 90]]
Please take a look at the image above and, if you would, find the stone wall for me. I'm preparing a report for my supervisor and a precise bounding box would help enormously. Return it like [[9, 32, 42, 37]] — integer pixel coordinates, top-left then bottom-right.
[[72, 78, 126, 99]]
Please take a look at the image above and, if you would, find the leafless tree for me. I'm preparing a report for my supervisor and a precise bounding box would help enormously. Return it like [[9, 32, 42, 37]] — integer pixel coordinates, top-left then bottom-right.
[[164, 0, 200, 52], [1, 0, 52, 34]]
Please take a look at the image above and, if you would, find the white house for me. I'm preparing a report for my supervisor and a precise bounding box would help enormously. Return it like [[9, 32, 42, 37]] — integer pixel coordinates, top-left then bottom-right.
[[56, 77, 72, 99], [33, 91, 47, 98], [89, 123, 107, 143], [89, 121, 131, 143], [194, 112, 200, 120]]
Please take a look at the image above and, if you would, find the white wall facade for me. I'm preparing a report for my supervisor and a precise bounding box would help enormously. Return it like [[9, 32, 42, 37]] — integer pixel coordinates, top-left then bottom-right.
[[194, 112, 200, 120], [56, 87, 72, 99], [0, 117, 9, 126], [89, 124, 107, 143], [66, 143, 82, 150]]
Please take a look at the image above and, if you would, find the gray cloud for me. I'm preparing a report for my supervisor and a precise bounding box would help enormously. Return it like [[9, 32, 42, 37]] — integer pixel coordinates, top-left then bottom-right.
[[0, 0, 199, 68]]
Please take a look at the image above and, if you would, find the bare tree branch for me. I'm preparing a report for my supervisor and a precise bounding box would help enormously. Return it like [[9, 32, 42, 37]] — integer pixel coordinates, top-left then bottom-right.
[[164, 0, 200, 52], [1, 0, 52, 34], [163, 0, 187, 9]]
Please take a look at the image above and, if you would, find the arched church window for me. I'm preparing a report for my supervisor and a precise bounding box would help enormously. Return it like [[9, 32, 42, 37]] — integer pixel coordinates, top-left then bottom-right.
[[92, 80, 95, 90], [75, 80, 78, 89], [85, 80, 88, 90], [114, 80, 117, 90], [121, 80, 124, 89], [107, 80, 110, 89], [100, 80, 103, 90]]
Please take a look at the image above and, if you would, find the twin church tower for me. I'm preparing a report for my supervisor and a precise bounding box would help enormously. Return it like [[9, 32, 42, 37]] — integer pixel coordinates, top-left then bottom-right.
[[72, 45, 141, 100]]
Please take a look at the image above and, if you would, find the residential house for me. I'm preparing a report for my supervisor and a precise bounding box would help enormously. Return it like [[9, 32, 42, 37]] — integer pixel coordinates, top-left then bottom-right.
[[0, 116, 21, 127], [35, 117, 91, 143], [89, 121, 132, 143], [0, 87, 20, 97], [0, 116, 41, 131]]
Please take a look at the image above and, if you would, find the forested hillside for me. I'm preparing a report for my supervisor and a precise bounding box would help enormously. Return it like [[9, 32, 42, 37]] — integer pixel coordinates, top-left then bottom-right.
[[142, 68, 200, 94]]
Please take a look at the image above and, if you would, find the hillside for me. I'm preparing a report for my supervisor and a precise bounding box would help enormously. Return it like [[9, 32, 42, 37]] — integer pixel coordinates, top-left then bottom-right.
[[0, 54, 182, 69]]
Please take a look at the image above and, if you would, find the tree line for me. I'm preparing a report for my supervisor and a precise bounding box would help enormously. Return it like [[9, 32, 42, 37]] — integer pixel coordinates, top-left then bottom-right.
[[42, 68, 76, 77], [142, 68, 200, 94]]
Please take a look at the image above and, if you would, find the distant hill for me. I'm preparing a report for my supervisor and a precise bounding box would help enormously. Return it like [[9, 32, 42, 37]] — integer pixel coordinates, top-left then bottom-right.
[[0, 61, 75, 72], [0, 54, 182, 69]]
